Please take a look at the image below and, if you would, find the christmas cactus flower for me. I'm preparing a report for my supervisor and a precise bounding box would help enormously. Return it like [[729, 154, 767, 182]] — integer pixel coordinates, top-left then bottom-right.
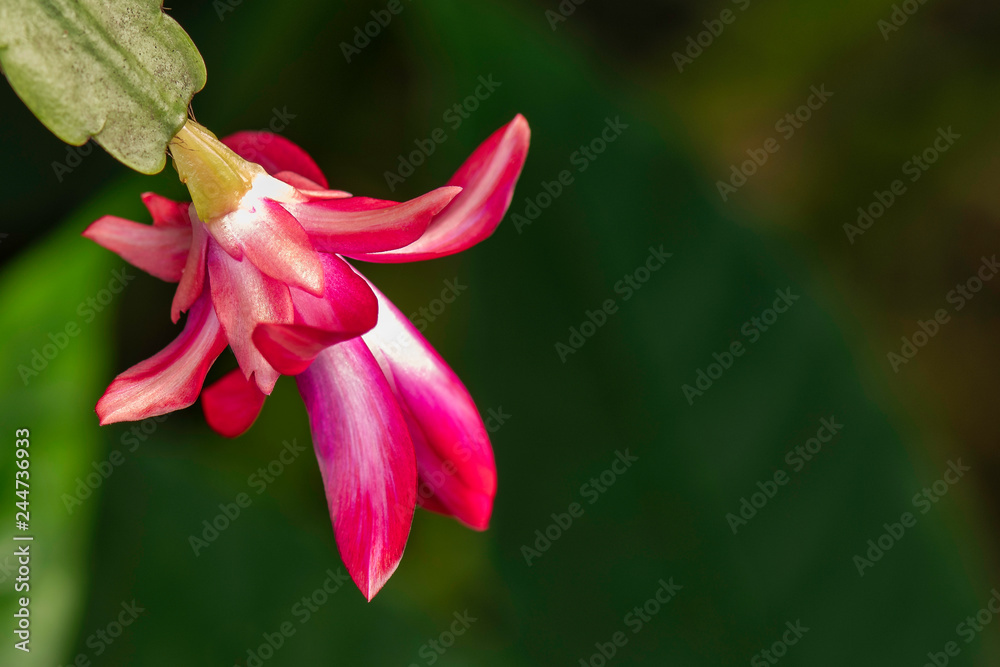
[[83, 116, 530, 598]]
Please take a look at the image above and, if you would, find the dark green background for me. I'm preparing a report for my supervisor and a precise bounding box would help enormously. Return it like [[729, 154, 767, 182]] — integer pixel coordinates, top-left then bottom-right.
[[2, 0, 999, 665]]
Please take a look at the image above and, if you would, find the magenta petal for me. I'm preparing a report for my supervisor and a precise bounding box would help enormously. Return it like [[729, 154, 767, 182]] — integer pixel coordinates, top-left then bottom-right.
[[253, 323, 346, 376], [253, 255, 377, 375], [208, 199, 324, 296], [273, 171, 351, 198], [283, 187, 461, 255], [296, 339, 416, 600], [203, 212, 244, 261], [83, 215, 191, 282], [171, 215, 209, 323], [96, 294, 227, 424], [201, 369, 267, 438], [141, 192, 191, 228], [350, 115, 530, 263], [207, 242, 293, 393], [222, 131, 329, 188], [362, 283, 496, 530]]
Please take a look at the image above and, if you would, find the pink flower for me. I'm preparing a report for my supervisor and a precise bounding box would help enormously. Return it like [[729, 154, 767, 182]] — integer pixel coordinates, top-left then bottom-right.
[[84, 117, 530, 598]]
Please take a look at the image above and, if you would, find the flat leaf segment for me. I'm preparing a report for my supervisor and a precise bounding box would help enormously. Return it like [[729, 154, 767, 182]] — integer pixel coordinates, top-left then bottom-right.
[[0, 0, 206, 173]]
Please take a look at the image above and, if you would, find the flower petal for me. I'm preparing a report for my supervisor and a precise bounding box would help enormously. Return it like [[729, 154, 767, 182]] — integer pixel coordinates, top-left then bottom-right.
[[170, 212, 209, 323], [362, 283, 496, 530], [350, 115, 530, 263], [96, 294, 227, 424], [222, 131, 329, 188], [207, 242, 293, 393], [253, 255, 377, 376], [83, 215, 191, 282], [273, 171, 351, 198], [201, 369, 267, 438], [283, 187, 461, 255], [296, 339, 416, 600], [208, 198, 324, 296], [141, 192, 191, 228]]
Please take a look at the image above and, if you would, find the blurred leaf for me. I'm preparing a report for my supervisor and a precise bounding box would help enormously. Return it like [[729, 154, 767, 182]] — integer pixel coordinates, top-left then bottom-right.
[[0, 0, 205, 174], [0, 182, 134, 665], [0, 0, 994, 664]]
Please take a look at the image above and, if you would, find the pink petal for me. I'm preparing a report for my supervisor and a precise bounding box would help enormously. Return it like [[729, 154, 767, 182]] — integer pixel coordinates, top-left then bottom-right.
[[141, 192, 191, 228], [207, 199, 324, 296], [273, 171, 351, 198], [222, 131, 329, 188], [362, 283, 496, 530], [349, 115, 530, 263], [201, 369, 267, 438], [83, 215, 191, 282], [96, 294, 227, 424], [296, 339, 416, 600], [207, 242, 293, 394], [253, 255, 377, 375], [283, 187, 461, 255], [170, 214, 209, 323]]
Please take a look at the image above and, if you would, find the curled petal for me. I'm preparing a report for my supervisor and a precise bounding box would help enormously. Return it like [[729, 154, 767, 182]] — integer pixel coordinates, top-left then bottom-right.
[[222, 131, 329, 188], [201, 369, 267, 438], [252, 324, 342, 377], [283, 187, 461, 255], [350, 115, 530, 263], [96, 294, 227, 424], [141, 192, 191, 228], [296, 339, 416, 600], [208, 199, 324, 296], [83, 215, 191, 282], [171, 211, 209, 323], [253, 255, 377, 376], [207, 242, 293, 394], [363, 283, 496, 530]]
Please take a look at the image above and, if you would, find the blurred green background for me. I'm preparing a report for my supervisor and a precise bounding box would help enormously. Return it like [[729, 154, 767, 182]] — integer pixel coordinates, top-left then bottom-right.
[[2, 0, 999, 664]]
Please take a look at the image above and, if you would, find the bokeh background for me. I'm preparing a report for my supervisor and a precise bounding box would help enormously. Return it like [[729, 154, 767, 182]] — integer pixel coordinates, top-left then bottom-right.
[[2, 0, 1000, 664]]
